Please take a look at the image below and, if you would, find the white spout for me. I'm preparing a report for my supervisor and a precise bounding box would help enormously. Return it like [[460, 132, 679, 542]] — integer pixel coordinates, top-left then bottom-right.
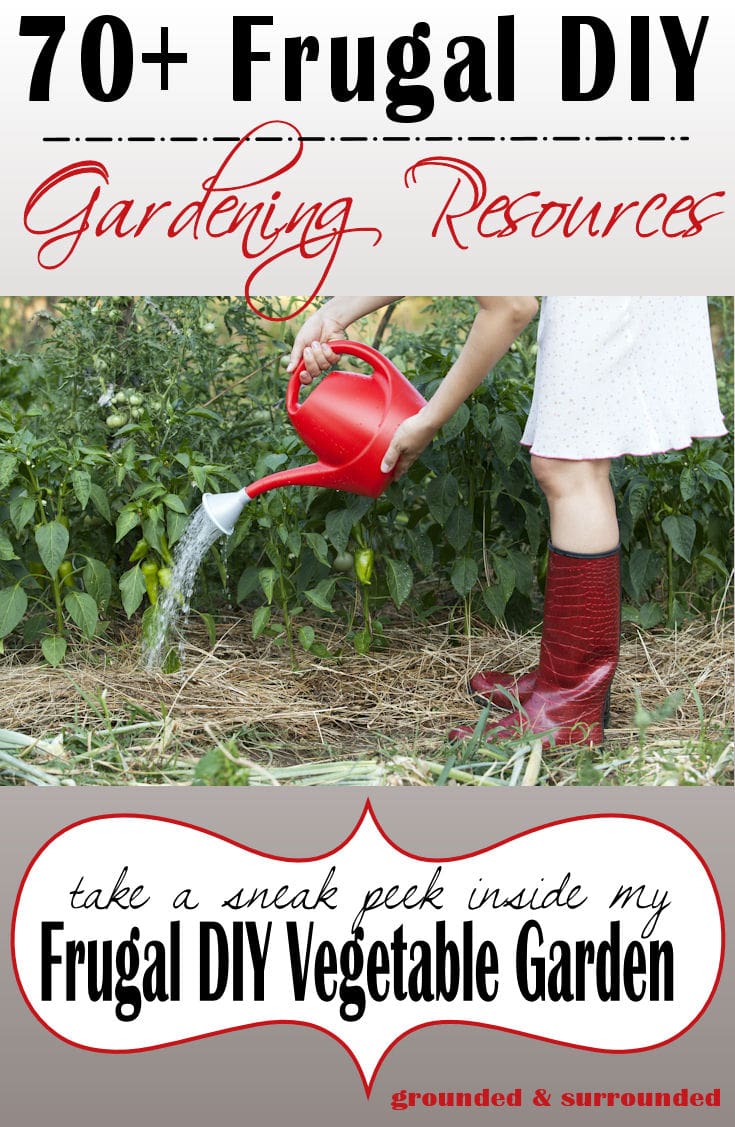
[[201, 488, 251, 535]]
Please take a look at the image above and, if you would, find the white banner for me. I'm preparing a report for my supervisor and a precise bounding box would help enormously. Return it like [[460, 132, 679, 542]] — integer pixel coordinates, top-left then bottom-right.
[[13, 806, 724, 1091]]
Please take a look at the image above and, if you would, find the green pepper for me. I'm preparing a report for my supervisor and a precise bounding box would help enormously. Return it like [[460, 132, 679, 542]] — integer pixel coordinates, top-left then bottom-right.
[[58, 560, 74, 589], [157, 567, 172, 590], [355, 547, 374, 585], [141, 558, 159, 605], [129, 537, 149, 563]]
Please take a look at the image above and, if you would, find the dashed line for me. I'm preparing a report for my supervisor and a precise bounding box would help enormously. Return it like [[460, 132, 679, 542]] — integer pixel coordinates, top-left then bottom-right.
[[42, 134, 693, 144]]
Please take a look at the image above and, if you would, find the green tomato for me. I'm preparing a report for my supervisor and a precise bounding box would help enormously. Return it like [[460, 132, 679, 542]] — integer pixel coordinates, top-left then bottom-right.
[[58, 560, 74, 588], [201, 321, 216, 334], [332, 551, 354, 573], [128, 393, 143, 407], [105, 413, 127, 428]]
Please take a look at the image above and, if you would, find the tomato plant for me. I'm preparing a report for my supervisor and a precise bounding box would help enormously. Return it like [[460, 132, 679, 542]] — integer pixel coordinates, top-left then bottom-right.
[[0, 295, 732, 663]]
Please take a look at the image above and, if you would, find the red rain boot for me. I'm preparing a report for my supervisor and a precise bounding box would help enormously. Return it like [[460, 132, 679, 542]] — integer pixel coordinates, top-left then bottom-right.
[[451, 544, 621, 749], [469, 667, 538, 711]]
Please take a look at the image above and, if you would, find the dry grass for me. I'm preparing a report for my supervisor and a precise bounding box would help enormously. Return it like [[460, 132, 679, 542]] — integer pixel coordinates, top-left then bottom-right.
[[1, 612, 732, 787]]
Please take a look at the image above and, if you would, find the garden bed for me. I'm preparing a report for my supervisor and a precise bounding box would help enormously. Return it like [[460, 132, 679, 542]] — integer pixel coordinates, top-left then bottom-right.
[[1, 614, 731, 788]]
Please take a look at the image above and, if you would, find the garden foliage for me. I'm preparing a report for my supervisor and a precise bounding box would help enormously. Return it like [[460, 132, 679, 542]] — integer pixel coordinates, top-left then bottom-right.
[[0, 296, 732, 663]]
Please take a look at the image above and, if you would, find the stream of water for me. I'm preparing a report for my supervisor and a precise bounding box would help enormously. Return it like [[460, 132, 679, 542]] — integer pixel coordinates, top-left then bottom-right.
[[143, 505, 225, 670]]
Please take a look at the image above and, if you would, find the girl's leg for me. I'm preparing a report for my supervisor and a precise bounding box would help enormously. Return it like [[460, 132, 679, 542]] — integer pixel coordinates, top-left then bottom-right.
[[464, 456, 621, 747], [530, 456, 619, 553]]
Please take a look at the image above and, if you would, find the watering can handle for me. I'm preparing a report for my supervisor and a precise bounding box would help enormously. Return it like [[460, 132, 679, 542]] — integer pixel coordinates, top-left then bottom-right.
[[286, 339, 391, 415]]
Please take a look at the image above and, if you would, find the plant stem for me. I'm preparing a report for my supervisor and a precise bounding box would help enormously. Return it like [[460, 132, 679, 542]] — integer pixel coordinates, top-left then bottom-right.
[[51, 575, 64, 634]]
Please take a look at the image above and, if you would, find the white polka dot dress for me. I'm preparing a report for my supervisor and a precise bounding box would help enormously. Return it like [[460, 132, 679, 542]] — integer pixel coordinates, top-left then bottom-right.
[[521, 297, 727, 459]]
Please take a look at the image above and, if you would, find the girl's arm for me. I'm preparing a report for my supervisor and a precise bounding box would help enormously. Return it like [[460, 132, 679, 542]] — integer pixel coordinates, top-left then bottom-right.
[[381, 296, 538, 476], [287, 296, 402, 379]]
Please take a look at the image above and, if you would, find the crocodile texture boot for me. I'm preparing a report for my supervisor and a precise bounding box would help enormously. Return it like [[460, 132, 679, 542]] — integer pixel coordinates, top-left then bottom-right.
[[451, 544, 621, 749], [468, 667, 538, 710]]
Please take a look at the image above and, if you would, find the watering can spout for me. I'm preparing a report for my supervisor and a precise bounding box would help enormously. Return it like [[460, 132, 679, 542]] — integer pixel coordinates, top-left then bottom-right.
[[202, 488, 251, 536]]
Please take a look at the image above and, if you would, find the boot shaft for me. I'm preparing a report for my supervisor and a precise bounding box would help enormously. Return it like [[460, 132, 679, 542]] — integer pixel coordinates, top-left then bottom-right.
[[538, 545, 621, 691]]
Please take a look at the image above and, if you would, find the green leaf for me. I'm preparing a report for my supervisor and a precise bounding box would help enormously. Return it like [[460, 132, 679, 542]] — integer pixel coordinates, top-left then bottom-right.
[[304, 578, 337, 613], [35, 521, 69, 576], [142, 509, 165, 554], [426, 473, 459, 525], [678, 467, 697, 503], [115, 507, 141, 543], [305, 532, 329, 564], [64, 590, 99, 638], [491, 553, 517, 602], [385, 558, 413, 608], [439, 402, 470, 443], [507, 548, 533, 596], [483, 584, 509, 620], [252, 605, 271, 638], [0, 452, 18, 490], [82, 558, 112, 611], [697, 549, 730, 579], [191, 466, 207, 492], [163, 493, 188, 514], [119, 565, 147, 617], [88, 483, 112, 522], [450, 557, 478, 597], [491, 413, 521, 467], [343, 495, 373, 523], [298, 625, 315, 651], [352, 627, 373, 654], [166, 508, 189, 547], [519, 500, 542, 559], [702, 459, 733, 496], [445, 507, 473, 552], [638, 601, 665, 629], [407, 527, 434, 572], [0, 586, 28, 638], [198, 611, 217, 647], [0, 528, 18, 561], [325, 509, 354, 554], [71, 468, 92, 509], [41, 634, 67, 666], [471, 401, 491, 438], [626, 478, 652, 524], [9, 494, 35, 534], [626, 547, 661, 601], [662, 514, 696, 563], [236, 566, 260, 602], [258, 567, 277, 604]]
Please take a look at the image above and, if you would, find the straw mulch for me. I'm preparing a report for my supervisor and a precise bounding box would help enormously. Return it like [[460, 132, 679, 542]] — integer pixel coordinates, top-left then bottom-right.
[[1, 614, 732, 767]]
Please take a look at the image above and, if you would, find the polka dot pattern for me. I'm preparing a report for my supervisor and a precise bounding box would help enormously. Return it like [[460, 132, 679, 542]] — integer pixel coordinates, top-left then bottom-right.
[[521, 297, 727, 459]]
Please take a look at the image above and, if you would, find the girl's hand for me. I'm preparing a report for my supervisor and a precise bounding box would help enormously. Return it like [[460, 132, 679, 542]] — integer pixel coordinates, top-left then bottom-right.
[[380, 410, 439, 479], [287, 311, 348, 383]]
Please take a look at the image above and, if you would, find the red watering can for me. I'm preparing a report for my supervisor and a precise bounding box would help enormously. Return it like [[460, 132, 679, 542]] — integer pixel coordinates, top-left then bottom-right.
[[202, 340, 427, 534]]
